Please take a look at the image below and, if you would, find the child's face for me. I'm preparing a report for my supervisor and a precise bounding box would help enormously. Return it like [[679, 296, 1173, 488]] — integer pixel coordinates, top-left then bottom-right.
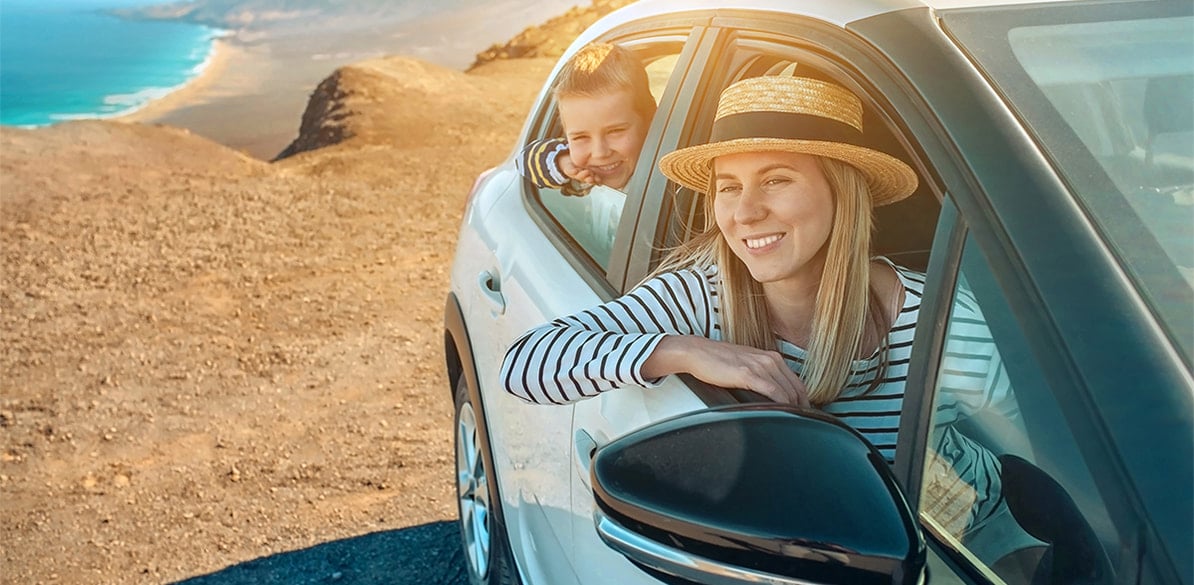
[[558, 89, 649, 190]]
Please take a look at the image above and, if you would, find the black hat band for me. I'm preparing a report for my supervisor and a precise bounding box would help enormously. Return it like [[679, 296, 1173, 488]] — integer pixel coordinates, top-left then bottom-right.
[[710, 112, 865, 147]]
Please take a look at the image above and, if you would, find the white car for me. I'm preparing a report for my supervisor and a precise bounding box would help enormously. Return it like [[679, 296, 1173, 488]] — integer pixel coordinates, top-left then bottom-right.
[[442, 0, 1193, 584]]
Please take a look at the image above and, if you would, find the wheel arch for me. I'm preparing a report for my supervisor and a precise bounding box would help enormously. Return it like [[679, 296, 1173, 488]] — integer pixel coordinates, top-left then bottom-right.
[[445, 291, 525, 584], [444, 292, 479, 402]]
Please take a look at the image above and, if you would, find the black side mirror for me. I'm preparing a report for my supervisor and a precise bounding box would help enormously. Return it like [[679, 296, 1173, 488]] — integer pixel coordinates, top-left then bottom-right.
[[591, 405, 925, 585]]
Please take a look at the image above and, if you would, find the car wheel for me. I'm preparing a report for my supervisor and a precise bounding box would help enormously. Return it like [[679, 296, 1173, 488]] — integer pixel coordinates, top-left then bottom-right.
[[454, 377, 519, 585]]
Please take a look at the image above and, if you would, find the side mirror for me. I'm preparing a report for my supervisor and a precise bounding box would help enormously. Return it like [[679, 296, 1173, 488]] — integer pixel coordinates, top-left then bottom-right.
[[591, 405, 925, 585]]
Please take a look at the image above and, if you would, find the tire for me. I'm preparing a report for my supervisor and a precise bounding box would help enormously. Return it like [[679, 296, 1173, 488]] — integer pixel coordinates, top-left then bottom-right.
[[454, 377, 519, 585]]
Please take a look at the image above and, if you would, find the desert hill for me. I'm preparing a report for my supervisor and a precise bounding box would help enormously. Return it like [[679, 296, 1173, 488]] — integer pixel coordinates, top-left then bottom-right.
[[0, 54, 556, 583], [0, 0, 631, 581]]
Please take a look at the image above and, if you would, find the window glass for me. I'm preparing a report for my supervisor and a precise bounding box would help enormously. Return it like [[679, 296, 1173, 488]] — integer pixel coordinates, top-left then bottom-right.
[[540, 185, 626, 267], [535, 49, 682, 270], [943, 3, 1193, 360], [1008, 18, 1193, 321], [919, 234, 1129, 584]]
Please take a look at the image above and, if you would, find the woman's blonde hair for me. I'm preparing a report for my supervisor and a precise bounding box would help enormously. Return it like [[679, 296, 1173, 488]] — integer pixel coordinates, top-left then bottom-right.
[[652, 156, 888, 406]]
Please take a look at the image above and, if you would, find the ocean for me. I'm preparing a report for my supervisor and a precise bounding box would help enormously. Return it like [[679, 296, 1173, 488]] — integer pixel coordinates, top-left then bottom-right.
[[0, 0, 223, 127]]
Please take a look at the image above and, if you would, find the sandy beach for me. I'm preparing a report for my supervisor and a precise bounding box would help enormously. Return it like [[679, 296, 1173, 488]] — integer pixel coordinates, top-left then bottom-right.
[[116, 0, 589, 160], [117, 39, 240, 125]]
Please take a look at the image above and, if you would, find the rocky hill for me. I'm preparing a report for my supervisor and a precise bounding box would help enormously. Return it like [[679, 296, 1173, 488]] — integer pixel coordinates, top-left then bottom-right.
[[0, 0, 637, 580], [470, 0, 635, 68], [277, 0, 634, 159]]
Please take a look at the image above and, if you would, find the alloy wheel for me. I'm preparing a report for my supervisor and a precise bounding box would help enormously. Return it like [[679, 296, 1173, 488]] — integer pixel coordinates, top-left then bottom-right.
[[456, 400, 491, 578]]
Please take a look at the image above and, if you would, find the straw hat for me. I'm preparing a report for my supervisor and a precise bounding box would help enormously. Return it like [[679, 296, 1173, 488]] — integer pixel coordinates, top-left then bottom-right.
[[658, 76, 918, 206]]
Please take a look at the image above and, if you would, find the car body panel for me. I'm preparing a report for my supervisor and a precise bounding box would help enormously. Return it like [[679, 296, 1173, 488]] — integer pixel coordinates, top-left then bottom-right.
[[568, 378, 710, 581], [450, 164, 583, 584]]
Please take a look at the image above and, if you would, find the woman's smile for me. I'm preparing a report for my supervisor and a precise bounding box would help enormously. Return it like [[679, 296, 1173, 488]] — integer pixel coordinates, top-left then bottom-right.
[[743, 233, 785, 251]]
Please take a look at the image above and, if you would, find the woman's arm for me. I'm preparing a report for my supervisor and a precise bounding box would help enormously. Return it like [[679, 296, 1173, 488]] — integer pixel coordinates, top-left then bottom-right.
[[500, 269, 713, 404]]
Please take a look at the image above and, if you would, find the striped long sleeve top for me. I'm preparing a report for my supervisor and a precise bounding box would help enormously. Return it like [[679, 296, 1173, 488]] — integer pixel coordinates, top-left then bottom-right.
[[500, 260, 1016, 532], [515, 137, 571, 189]]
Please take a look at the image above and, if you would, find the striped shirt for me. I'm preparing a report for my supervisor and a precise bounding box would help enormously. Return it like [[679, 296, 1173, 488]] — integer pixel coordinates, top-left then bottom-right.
[[500, 259, 1014, 532], [515, 137, 571, 189]]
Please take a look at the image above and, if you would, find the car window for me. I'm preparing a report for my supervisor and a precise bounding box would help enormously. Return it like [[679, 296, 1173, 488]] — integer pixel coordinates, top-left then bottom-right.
[[533, 47, 683, 272], [919, 233, 1130, 584], [942, 5, 1194, 366]]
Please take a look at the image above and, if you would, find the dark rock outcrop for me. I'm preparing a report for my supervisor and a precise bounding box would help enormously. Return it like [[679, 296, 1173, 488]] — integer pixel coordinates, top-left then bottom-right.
[[274, 71, 354, 160]]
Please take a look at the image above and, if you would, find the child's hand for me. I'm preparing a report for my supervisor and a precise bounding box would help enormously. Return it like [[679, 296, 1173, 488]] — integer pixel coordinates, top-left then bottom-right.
[[562, 150, 598, 186]]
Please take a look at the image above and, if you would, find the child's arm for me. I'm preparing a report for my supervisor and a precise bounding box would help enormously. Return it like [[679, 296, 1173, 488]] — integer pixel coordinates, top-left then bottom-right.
[[515, 137, 572, 189]]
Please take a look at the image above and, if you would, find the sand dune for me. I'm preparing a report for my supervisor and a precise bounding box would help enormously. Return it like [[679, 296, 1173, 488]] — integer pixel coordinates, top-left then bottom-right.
[[0, 1, 632, 581]]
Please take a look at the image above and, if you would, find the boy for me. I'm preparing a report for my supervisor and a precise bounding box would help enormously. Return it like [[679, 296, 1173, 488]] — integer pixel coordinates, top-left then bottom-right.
[[517, 42, 657, 195]]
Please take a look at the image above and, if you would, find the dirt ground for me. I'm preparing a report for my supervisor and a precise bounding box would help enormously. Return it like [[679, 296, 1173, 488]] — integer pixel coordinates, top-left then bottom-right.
[[0, 55, 560, 584]]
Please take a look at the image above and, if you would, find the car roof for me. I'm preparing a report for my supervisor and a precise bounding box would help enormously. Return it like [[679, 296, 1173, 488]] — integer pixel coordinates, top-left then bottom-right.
[[570, 0, 1080, 50]]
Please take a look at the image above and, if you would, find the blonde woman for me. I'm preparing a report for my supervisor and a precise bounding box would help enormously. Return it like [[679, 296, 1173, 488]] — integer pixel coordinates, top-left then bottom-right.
[[501, 75, 926, 432]]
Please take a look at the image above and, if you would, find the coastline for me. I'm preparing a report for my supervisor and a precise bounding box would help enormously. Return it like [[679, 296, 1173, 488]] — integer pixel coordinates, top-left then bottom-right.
[[117, 37, 239, 124], [106, 0, 589, 160]]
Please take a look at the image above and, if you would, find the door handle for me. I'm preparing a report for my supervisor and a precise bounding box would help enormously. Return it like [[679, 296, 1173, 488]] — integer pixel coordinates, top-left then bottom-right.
[[477, 270, 505, 315], [574, 429, 599, 490]]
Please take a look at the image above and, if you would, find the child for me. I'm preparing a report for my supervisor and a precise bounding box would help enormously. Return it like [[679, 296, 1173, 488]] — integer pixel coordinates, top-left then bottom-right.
[[516, 42, 657, 195]]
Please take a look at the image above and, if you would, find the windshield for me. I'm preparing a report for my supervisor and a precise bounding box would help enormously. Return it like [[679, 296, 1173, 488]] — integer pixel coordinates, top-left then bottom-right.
[[943, 1, 1194, 362]]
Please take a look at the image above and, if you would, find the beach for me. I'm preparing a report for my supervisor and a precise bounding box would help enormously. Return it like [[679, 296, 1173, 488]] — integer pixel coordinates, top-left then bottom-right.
[[113, 0, 590, 160], [118, 31, 312, 160], [117, 38, 240, 125]]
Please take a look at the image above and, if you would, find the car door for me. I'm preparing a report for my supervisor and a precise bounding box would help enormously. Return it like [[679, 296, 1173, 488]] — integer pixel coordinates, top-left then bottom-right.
[[458, 24, 704, 584], [546, 20, 740, 582], [563, 22, 728, 585]]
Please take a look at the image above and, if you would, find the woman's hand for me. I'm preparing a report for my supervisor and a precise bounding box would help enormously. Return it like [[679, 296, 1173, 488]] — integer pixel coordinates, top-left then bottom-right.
[[644, 335, 810, 407]]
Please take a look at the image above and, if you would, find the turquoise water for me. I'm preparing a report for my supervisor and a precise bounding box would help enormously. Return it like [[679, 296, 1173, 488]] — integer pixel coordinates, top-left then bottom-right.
[[0, 0, 223, 127]]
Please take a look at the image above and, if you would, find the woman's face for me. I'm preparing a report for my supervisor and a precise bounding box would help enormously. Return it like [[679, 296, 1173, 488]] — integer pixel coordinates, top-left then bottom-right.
[[712, 151, 835, 285]]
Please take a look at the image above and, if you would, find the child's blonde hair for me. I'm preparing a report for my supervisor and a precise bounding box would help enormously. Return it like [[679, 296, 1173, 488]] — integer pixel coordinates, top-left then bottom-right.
[[553, 42, 657, 124]]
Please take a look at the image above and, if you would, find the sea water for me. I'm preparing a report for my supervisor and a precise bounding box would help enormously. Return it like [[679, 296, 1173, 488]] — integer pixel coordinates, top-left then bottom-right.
[[0, 0, 223, 127]]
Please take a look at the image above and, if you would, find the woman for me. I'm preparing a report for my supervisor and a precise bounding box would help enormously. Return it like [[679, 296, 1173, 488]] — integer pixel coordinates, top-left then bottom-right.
[[499, 74, 1038, 567], [500, 74, 923, 458]]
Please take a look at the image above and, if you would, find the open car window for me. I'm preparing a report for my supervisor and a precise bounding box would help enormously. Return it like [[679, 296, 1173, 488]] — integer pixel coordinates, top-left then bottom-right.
[[530, 45, 685, 274], [656, 40, 939, 275]]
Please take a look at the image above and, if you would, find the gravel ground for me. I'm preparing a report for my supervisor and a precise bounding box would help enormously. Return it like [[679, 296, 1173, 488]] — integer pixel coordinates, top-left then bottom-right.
[[0, 56, 557, 585]]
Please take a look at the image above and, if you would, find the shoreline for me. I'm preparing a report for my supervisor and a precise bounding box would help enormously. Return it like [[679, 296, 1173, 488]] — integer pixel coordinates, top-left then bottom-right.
[[117, 36, 239, 124], [96, 0, 591, 160]]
